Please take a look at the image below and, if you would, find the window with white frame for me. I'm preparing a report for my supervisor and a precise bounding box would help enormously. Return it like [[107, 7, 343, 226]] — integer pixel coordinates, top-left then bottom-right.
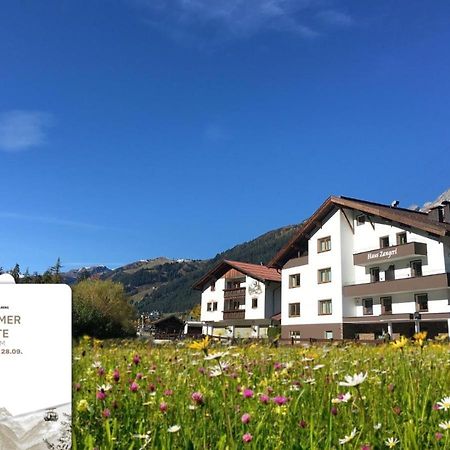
[[317, 236, 331, 253], [289, 273, 301, 288], [318, 268, 331, 284], [362, 298, 373, 315], [290, 331, 301, 340], [415, 293, 428, 312], [318, 299, 332, 315], [289, 302, 300, 317]]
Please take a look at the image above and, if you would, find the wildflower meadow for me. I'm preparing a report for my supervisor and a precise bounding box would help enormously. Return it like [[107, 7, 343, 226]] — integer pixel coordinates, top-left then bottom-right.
[[73, 335, 450, 449]]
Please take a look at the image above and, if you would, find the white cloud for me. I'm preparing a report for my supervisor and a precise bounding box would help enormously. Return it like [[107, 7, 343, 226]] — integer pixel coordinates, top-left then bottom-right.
[[0, 110, 54, 152], [317, 9, 353, 27], [133, 0, 353, 44]]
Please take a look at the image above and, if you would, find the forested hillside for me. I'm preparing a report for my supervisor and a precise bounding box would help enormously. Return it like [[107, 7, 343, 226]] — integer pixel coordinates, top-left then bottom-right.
[[135, 224, 299, 313]]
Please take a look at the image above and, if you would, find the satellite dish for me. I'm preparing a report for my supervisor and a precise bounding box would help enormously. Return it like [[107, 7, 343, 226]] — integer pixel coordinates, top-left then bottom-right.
[[391, 200, 400, 208]]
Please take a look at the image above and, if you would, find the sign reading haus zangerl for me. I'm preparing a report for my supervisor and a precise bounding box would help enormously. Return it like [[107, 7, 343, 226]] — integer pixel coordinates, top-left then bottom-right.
[[0, 280, 72, 449], [367, 248, 398, 261]]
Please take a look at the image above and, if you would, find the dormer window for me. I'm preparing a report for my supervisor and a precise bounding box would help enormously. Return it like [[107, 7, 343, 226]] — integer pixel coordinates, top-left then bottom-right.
[[380, 236, 390, 248], [396, 232, 407, 245], [356, 214, 366, 226]]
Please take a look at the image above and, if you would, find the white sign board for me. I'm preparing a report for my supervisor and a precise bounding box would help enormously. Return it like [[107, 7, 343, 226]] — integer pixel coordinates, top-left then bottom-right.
[[0, 283, 72, 449]]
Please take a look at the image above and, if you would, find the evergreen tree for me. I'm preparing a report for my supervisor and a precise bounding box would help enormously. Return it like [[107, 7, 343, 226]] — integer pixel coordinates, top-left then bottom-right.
[[9, 264, 21, 283]]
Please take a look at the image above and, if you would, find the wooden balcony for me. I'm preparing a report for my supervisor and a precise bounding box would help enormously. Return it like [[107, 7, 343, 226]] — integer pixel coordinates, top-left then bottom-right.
[[223, 287, 246, 301], [223, 310, 245, 320], [283, 255, 308, 269], [343, 272, 450, 297], [353, 242, 427, 266]]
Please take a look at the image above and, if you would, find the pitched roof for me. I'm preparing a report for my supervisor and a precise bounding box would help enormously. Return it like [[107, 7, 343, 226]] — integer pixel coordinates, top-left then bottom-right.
[[269, 195, 450, 268], [192, 259, 281, 291]]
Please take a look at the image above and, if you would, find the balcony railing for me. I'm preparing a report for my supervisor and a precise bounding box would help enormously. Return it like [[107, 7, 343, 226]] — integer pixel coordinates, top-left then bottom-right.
[[223, 310, 245, 320], [283, 255, 308, 269], [343, 272, 450, 297], [353, 242, 427, 266], [223, 287, 246, 300]]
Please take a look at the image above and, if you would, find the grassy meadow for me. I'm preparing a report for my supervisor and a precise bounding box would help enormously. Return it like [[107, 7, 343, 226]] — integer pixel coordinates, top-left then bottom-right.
[[72, 335, 450, 449]]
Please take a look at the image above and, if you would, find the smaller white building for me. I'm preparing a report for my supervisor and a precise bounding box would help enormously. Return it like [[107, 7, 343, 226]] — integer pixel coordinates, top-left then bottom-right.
[[193, 260, 281, 338]]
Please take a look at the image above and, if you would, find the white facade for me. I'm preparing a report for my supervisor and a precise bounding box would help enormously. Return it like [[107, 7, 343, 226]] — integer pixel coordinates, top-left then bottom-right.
[[279, 204, 450, 340], [199, 267, 281, 338]]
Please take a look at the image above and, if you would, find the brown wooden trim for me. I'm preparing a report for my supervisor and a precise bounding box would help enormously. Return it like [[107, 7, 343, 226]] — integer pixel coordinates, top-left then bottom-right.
[[353, 241, 427, 266], [340, 207, 354, 234], [281, 323, 343, 340], [223, 310, 245, 320], [344, 311, 450, 323], [269, 195, 449, 269], [343, 272, 450, 297], [283, 255, 308, 269]]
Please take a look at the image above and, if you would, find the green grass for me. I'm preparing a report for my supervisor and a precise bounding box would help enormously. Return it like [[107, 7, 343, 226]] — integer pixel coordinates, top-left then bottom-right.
[[72, 338, 450, 449]]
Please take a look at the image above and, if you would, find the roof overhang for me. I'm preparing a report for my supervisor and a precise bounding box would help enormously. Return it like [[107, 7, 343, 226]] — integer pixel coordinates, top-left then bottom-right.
[[269, 195, 450, 269]]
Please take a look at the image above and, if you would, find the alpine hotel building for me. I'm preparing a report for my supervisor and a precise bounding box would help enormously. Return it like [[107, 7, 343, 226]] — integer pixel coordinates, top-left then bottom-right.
[[196, 196, 450, 341]]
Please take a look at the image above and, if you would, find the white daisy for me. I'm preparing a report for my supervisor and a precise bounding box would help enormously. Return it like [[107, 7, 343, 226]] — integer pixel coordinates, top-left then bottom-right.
[[168, 425, 181, 433], [332, 392, 352, 404], [338, 428, 357, 445], [339, 372, 367, 387], [385, 437, 399, 448], [204, 351, 229, 361], [439, 420, 450, 430], [437, 396, 450, 411]]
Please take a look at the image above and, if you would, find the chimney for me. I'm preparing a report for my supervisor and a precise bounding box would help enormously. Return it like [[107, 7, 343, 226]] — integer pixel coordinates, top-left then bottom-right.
[[429, 205, 444, 222], [441, 201, 450, 223]]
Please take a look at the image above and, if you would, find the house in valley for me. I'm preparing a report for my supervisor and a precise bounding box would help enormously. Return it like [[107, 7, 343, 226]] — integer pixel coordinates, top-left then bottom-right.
[[193, 260, 281, 339], [269, 196, 450, 341]]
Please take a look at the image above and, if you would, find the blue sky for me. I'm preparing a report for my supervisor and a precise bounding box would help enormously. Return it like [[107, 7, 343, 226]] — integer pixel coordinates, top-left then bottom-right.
[[1, 0, 449, 273]]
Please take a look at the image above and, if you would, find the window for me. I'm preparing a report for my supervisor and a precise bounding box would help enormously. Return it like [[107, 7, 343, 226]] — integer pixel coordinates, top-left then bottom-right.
[[317, 236, 331, 253], [252, 298, 258, 309], [370, 267, 380, 283], [318, 268, 332, 284], [207, 302, 212, 312], [289, 273, 301, 288], [226, 299, 241, 311], [227, 280, 242, 289], [385, 265, 395, 281], [212, 302, 218, 311], [318, 299, 332, 315], [363, 298, 373, 315], [356, 214, 366, 226], [207, 301, 218, 312], [290, 331, 301, 340], [381, 296, 392, 314], [410, 260, 423, 277], [324, 331, 333, 340], [210, 281, 216, 292], [416, 293, 428, 312], [380, 236, 390, 248], [397, 232, 407, 245], [289, 302, 300, 317]]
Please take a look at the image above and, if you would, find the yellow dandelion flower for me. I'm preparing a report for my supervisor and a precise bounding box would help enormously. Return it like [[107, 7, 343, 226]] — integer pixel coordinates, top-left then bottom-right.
[[188, 336, 210, 354], [391, 336, 408, 350], [413, 331, 427, 341]]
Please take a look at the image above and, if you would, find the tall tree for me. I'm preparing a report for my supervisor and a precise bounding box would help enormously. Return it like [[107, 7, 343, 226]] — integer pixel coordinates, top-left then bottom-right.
[[9, 263, 21, 283]]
